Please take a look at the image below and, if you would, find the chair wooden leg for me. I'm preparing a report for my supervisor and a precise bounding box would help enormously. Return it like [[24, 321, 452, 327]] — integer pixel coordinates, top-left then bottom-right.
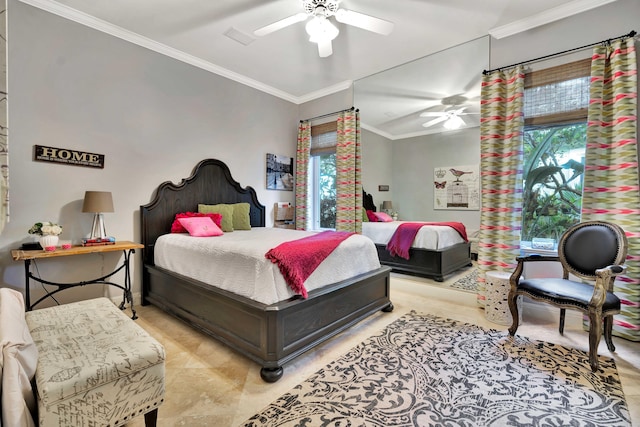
[[144, 408, 158, 427], [507, 291, 520, 336], [603, 315, 616, 352], [588, 311, 603, 372], [559, 308, 566, 334]]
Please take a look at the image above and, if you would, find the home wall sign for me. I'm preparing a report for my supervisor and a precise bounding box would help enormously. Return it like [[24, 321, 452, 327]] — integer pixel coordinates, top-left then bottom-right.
[[33, 145, 105, 169]]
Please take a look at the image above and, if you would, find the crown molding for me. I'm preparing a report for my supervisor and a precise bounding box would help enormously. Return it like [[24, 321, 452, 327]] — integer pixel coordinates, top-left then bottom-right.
[[489, 0, 618, 39], [17, 0, 332, 104], [361, 122, 474, 141]]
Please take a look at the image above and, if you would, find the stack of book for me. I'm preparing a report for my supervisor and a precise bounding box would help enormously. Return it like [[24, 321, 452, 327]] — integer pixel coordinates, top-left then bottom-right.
[[82, 237, 116, 247]]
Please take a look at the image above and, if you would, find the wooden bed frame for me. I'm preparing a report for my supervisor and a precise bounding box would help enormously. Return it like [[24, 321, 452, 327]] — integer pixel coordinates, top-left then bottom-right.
[[140, 159, 393, 382], [363, 190, 471, 281]]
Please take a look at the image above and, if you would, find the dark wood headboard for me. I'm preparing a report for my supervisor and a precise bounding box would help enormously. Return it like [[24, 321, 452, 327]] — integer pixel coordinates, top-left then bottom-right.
[[363, 189, 376, 212], [140, 158, 265, 266]]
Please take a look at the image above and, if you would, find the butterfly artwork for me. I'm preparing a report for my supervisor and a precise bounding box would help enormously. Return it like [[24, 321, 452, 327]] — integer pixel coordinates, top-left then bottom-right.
[[434, 181, 447, 189]]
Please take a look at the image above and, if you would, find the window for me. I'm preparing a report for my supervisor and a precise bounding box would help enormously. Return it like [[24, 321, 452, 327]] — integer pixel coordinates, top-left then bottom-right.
[[309, 122, 338, 230], [521, 59, 590, 243]]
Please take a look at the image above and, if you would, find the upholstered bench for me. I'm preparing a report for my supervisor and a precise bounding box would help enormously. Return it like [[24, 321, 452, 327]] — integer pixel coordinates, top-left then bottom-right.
[[0, 289, 165, 427]]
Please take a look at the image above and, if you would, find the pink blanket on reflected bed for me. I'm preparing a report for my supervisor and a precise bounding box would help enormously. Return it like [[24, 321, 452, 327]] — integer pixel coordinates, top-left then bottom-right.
[[387, 222, 468, 260], [265, 231, 354, 298]]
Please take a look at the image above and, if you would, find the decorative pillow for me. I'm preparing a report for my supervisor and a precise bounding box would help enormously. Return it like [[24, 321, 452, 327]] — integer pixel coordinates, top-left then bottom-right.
[[171, 212, 222, 233], [198, 204, 234, 232], [366, 210, 378, 222], [373, 211, 394, 222], [362, 207, 369, 222], [231, 203, 251, 230], [177, 216, 224, 237]]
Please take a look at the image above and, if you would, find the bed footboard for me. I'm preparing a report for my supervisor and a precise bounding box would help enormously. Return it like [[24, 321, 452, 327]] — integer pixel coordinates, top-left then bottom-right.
[[376, 241, 471, 281], [143, 264, 392, 382]]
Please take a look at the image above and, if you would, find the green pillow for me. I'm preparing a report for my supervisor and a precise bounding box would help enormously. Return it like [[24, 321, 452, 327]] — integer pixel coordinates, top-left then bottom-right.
[[231, 203, 251, 230], [362, 207, 369, 222], [198, 204, 234, 232]]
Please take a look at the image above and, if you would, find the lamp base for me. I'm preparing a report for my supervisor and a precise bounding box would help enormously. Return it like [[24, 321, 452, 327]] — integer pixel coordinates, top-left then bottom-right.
[[89, 213, 108, 240]]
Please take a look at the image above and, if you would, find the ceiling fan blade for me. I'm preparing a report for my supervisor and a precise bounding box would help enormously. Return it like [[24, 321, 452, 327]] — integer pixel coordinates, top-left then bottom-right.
[[335, 9, 394, 35], [317, 39, 333, 57], [419, 111, 446, 117], [422, 116, 448, 128], [254, 12, 308, 37]]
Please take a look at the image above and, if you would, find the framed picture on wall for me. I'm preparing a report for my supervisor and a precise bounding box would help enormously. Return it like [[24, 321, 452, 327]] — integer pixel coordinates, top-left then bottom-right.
[[433, 164, 480, 210], [266, 153, 294, 191]]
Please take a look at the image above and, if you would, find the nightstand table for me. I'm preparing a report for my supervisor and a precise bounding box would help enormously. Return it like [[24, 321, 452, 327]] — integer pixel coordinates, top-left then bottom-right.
[[11, 240, 143, 319]]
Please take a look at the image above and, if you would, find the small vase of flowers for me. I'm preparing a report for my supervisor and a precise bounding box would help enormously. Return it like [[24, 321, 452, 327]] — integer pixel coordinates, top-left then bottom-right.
[[28, 221, 63, 251]]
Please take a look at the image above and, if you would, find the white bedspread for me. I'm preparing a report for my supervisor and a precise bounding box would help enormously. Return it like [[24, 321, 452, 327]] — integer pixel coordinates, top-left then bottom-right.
[[361, 221, 465, 250], [154, 228, 381, 305]]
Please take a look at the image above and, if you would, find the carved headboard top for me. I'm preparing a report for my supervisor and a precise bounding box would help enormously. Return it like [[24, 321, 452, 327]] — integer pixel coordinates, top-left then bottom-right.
[[140, 158, 266, 265], [362, 189, 376, 212]]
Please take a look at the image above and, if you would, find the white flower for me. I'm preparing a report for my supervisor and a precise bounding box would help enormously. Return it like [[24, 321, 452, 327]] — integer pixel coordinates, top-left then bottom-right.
[[29, 221, 63, 236]]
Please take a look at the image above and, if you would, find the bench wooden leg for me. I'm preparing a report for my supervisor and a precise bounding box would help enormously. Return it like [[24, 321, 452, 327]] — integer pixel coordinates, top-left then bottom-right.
[[144, 408, 158, 427]]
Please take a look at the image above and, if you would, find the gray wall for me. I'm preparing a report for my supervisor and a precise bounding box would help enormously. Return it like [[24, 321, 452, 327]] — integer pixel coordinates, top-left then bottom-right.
[[3, 0, 298, 305]]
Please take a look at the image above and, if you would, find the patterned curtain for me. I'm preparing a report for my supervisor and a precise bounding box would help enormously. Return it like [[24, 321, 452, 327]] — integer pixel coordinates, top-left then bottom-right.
[[294, 121, 311, 230], [476, 66, 525, 306], [583, 37, 639, 341], [335, 109, 362, 233], [0, 1, 8, 233]]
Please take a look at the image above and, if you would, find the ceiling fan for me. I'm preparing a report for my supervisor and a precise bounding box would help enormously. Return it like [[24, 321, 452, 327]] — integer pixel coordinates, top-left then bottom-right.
[[420, 95, 479, 130], [253, 0, 394, 58]]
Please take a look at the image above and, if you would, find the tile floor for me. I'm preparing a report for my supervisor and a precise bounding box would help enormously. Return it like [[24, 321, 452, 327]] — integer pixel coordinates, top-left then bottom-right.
[[127, 269, 640, 426]]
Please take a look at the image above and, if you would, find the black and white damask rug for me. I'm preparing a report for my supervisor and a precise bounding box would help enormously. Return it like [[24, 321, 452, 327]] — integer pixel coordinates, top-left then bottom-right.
[[243, 312, 630, 426], [450, 267, 478, 292]]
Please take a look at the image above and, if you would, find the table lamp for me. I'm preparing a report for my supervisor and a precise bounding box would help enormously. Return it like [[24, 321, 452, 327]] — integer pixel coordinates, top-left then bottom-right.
[[82, 191, 114, 240], [382, 201, 393, 214]]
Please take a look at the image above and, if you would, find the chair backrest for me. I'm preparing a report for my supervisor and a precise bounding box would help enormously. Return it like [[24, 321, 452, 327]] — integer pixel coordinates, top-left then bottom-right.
[[558, 221, 628, 280]]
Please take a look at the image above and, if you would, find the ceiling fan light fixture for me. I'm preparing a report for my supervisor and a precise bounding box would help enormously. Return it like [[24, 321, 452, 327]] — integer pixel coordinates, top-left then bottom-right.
[[443, 115, 465, 130], [306, 16, 339, 43]]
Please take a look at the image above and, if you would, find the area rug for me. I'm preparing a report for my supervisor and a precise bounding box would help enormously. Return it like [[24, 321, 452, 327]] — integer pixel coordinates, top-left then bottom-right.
[[242, 312, 630, 427], [450, 267, 478, 292]]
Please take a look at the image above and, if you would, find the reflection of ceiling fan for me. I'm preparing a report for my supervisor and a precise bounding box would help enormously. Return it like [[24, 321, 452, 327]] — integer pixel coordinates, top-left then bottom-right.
[[253, 0, 394, 58], [420, 95, 479, 130]]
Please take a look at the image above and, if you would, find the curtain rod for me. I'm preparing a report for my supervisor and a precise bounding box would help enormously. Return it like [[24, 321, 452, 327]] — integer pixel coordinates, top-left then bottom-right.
[[300, 106, 357, 123], [483, 30, 636, 75]]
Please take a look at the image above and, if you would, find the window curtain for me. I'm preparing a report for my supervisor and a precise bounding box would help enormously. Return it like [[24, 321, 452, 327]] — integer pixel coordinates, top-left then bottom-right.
[[476, 66, 525, 306], [335, 109, 362, 233], [294, 121, 311, 230], [583, 37, 639, 341]]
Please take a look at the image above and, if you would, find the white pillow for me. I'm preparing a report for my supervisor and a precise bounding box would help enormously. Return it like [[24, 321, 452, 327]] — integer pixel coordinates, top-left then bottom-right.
[[0, 288, 38, 427]]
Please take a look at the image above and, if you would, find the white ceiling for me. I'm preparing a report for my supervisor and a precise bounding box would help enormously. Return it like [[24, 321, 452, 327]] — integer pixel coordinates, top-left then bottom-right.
[[22, 0, 616, 136]]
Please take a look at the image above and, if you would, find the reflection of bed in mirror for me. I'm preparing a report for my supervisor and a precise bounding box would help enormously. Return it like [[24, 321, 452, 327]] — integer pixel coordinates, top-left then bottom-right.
[[362, 189, 471, 281], [140, 159, 393, 382]]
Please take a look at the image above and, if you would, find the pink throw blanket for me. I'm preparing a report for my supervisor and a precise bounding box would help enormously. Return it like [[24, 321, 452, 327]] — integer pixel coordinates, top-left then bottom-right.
[[265, 231, 354, 298], [387, 222, 468, 260]]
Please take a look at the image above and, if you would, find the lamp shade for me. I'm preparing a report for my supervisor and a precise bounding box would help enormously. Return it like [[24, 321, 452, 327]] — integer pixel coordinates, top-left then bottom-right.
[[82, 191, 114, 213], [382, 201, 393, 210]]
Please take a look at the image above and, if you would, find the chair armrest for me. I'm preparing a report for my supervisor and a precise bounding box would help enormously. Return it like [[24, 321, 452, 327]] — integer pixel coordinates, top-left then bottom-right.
[[510, 254, 562, 289], [590, 264, 627, 306], [515, 254, 560, 263]]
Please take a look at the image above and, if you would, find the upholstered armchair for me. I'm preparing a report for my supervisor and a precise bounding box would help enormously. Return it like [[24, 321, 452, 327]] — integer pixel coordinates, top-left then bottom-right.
[[507, 221, 627, 372]]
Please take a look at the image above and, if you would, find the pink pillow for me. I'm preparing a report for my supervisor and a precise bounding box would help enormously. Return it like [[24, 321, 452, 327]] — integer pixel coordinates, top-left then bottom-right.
[[366, 210, 378, 222], [171, 212, 222, 233], [177, 216, 224, 237], [373, 212, 394, 222]]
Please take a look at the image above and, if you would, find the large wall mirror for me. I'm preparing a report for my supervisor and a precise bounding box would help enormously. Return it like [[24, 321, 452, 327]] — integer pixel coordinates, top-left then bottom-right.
[[355, 36, 489, 231], [355, 36, 490, 140]]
